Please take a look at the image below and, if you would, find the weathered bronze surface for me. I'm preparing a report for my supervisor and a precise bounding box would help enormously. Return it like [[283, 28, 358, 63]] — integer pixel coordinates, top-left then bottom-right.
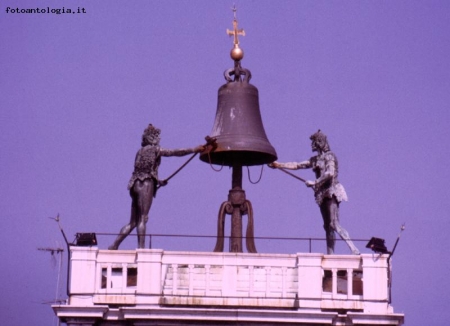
[[269, 130, 360, 255], [202, 8, 276, 253], [199, 74, 277, 166], [200, 5, 276, 167], [109, 124, 204, 250]]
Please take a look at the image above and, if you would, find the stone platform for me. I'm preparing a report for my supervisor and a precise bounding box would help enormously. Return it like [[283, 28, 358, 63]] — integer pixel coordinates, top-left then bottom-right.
[[53, 247, 404, 325]]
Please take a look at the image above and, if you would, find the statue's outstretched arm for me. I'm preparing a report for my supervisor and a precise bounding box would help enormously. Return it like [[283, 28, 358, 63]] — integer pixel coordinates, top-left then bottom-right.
[[269, 160, 311, 170], [160, 147, 196, 157]]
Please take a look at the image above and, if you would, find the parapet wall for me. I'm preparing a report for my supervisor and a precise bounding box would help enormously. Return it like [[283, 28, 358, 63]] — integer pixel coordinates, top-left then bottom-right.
[[54, 248, 404, 325]]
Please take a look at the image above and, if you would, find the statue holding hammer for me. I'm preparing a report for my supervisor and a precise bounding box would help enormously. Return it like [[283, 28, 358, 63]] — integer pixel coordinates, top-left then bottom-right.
[[109, 124, 205, 250], [269, 130, 359, 255]]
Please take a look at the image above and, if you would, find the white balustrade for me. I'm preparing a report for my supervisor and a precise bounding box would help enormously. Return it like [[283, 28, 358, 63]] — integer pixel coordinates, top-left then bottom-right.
[[67, 247, 391, 313]]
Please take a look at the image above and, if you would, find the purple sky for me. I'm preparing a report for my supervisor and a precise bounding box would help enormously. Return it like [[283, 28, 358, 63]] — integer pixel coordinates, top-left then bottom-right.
[[1, 1, 449, 325]]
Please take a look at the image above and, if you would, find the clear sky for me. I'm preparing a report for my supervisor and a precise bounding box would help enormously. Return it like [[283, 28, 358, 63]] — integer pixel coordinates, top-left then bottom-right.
[[1, 1, 449, 325]]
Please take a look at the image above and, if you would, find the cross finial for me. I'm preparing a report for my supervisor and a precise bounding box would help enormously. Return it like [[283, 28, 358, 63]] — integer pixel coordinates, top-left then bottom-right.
[[227, 5, 245, 46]]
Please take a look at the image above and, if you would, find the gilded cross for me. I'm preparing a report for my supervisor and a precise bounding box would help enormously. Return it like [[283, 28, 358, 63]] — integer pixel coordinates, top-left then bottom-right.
[[227, 5, 245, 45]]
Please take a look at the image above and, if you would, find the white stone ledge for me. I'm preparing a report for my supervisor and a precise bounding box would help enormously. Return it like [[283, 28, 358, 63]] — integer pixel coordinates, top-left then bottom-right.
[[58, 248, 403, 324], [52, 305, 108, 318], [122, 306, 338, 324]]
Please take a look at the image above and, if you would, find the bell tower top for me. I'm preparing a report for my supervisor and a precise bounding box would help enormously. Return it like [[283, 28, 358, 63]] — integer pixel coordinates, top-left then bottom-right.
[[227, 5, 245, 61]]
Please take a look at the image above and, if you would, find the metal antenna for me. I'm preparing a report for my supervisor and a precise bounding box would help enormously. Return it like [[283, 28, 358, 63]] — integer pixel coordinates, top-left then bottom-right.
[[37, 246, 64, 305], [387, 223, 406, 304], [47, 214, 73, 298], [38, 217, 65, 326], [49, 214, 70, 246], [390, 223, 406, 257]]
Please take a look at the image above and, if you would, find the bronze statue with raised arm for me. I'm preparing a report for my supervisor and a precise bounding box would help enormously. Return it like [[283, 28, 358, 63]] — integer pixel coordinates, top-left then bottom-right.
[[109, 124, 204, 250], [269, 130, 359, 255]]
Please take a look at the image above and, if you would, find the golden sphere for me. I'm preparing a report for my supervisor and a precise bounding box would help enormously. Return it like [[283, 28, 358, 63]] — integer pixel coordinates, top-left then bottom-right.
[[230, 46, 244, 61]]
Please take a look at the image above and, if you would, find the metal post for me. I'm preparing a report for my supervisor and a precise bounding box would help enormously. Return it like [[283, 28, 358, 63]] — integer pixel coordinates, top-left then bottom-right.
[[230, 165, 244, 252]]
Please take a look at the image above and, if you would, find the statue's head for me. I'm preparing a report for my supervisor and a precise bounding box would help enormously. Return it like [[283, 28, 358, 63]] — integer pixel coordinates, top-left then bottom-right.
[[142, 124, 161, 146], [310, 130, 330, 152]]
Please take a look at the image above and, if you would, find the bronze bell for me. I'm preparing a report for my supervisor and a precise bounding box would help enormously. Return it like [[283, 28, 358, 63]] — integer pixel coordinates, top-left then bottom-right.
[[200, 66, 277, 166], [202, 9, 276, 253]]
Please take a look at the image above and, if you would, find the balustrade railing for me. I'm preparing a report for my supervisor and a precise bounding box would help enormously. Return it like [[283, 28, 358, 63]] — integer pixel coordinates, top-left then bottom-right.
[[93, 232, 369, 254]]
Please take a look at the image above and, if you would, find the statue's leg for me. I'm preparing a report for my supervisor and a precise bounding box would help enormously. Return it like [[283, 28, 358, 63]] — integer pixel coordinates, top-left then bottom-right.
[[108, 192, 139, 250], [320, 199, 335, 254], [135, 179, 154, 249], [328, 197, 360, 255]]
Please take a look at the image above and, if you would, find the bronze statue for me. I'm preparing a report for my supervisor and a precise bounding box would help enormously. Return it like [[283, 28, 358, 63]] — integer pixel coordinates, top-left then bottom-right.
[[269, 130, 360, 255], [109, 124, 204, 250]]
